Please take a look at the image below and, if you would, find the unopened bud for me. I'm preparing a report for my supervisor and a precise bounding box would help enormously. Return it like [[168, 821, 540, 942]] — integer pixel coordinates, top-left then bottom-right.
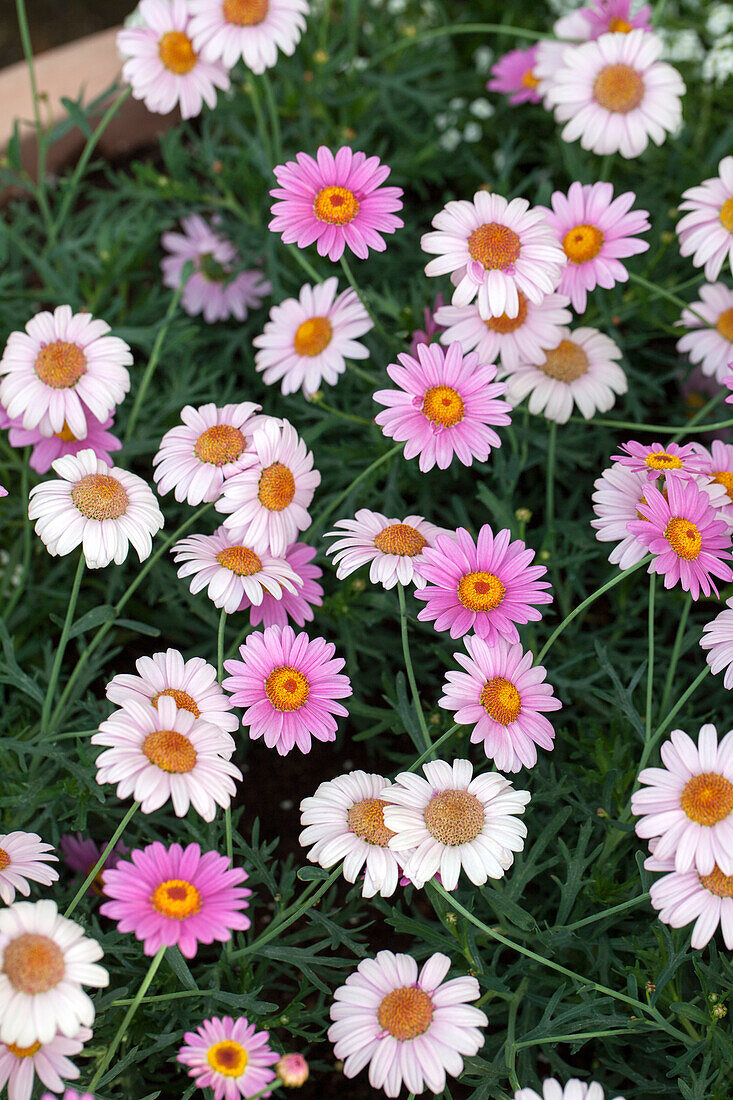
[[515, 508, 532, 523], [712, 1003, 727, 1020], [540, 549, 551, 562], [645, 981, 655, 995], [277, 1053, 310, 1088], [313, 49, 328, 64]]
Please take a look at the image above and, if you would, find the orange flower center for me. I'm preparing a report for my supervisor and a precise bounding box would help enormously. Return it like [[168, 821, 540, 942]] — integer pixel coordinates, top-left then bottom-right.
[[563, 223, 604, 264], [680, 772, 733, 826], [258, 462, 296, 511], [373, 522, 428, 557], [713, 469, 733, 502], [720, 197, 733, 234], [54, 421, 79, 442], [142, 729, 197, 774], [521, 68, 540, 90], [223, 0, 269, 25], [71, 473, 129, 521], [3, 934, 65, 994], [194, 424, 246, 466], [424, 789, 485, 846], [645, 451, 682, 470], [150, 688, 201, 717], [207, 1040, 249, 1076], [716, 306, 733, 342], [377, 986, 434, 1041], [457, 570, 506, 613], [265, 665, 310, 711], [593, 63, 644, 113], [699, 864, 733, 897], [151, 878, 201, 919], [34, 341, 87, 389], [216, 545, 263, 576], [158, 30, 197, 75], [422, 385, 465, 428], [0, 847, 9, 871], [313, 186, 360, 225], [539, 339, 589, 383], [480, 676, 522, 724], [467, 222, 521, 270], [664, 516, 702, 560], [6, 1040, 42, 1058], [485, 292, 528, 334], [608, 16, 633, 32], [294, 316, 333, 357], [347, 798, 395, 847]]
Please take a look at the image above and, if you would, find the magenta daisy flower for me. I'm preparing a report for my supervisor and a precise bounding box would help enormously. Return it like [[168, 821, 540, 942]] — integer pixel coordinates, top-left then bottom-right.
[[59, 834, 128, 896], [0, 1027, 92, 1100], [373, 342, 512, 473], [409, 293, 445, 358], [1, 405, 121, 475], [222, 625, 352, 755], [178, 1015, 279, 1100], [487, 46, 542, 105], [237, 540, 323, 628], [422, 191, 566, 320], [677, 158, 733, 282], [645, 839, 733, 950], [269, 146, 404, 262], [41, 1092, 95, 1100], [189, 0, 309, 73], [439, 636, 562, 773], [632, 724, 733, 875], [0, 833, 57, 907], [329, 950, 487, 1098], [324, 509, 446, 589], [414, 525, 552, 643], [117, 0, 230, 120], [554, 0, 652, 40], [627, 478, 733, 598], [611, 439, 706, 481], [100, 842, 251, 958], [677, 283, 733, 381], [701, 597, 733, 689], [591, 464, 650, 570], [0, 305, 131, 439]]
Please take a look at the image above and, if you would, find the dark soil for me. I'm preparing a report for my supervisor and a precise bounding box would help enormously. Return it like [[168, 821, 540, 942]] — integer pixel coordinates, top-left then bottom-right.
[[1, 1, 132, 67]]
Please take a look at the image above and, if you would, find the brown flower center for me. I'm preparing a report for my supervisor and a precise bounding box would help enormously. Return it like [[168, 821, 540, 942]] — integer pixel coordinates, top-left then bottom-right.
[[713, 469, 733, 502], [3, 934, 65, 994], [150, 878, 201, 919], [592, 63, 644, 113], [424, 789, 485, 846], [150, 688, 200, 717], [142, 729, 197, 774], [374, 523, 428, 557], [539, 339, 589, 383], [207, 1040, 249, 1075], [716, 306, 733, 342], [347, 798, 395, 847], [720, 197, 733, 234], [699, 864, 733, 897], [194, 424, 246, 467], [34, 341, 87, 389], [377, 986, 434, 1041], [480, 676, 522, 724], [457, 570, 506, 612], [313, 186, 360, 225], [467, 222, 521, 270], [294, 316, 333, 357], [422, 385, 465, 428], [485, 292, 528, 334], [216, 545, 263, 576], [563, 223, 604, 264], [71, 473, 129, 521], [680, 772, 733, 826], [158, 30, 197, 75], [664, 516, 702, 560], [258, 462, 296, 511], [265, 665, 310, 711]]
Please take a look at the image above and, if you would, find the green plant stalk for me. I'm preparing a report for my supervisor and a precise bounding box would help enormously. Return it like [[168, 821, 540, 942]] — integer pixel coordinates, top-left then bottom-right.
[[15, 0, 53, 235], [65, 801, 139, 918], [231, 866, 341, 959], [397, 584, 432, 754], [125, 271, 189, 442], [670, 390, 725, 442], [659, 597, 692, 716], [408, 724, 459, 772], [306, 443, 402, 539], [627, 270, 708, 325], [504, 977, 529, 1092], [39, 554, 85, 736], [288, 244, 323, 284], [260, 71, 282, 164], [339, 253, 392, 343], [515, 1026, 641, 1049], [555, 891, 651, 932], [568, 413, 733, 435], [248, 75, 272, 167], [636, 664, 711, 778], [645, 573, 655, 740], [369, 23, 547, 68]]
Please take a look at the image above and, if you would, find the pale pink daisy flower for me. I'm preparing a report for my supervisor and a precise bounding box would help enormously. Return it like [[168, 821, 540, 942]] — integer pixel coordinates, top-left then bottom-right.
[[554, 0, 652, 40], [178, 1015, 279, 1100], [700, 597, 733, 688], [611, 439, 706, 481], [41, 1093, 95, 1100], [627, 478, 733, 598], [487, 46, 542, 105], [0, 1027, 92, 1100], [0, 406, 121, 475], [545, 30, 685, 159], [382, 759, 529, 890], [173, 526, 300, 614], [329, 950, 487, 1098], [435, 292, 572, 374], [92, 695, 240, 821], [189, 0, 309, 74], [677, 283, 733, 382], [645, 839, 733, 950], [0, 833, 58, 906], [373, 342, 512, 473], [689, 440, 733, 520], [409, 293, 445, 358], [414, 525, 552, 644], [29, 450, 164, 569], [591, 464, 650, 569], [502, 326, 626, 424], [515, 1079, 625, 1100], [161, 215, 271, 323], [222, 624, 352, 755], [533, 40, 575, 104], [421, 191, 566, 321], [117, 0, 229, 120], [324, 509, 446, 590], [632, 724, 733, 874], [100, 842, 251, 958], [237, 540, 323, 628], [0, 900, 108, 1047], [253, 277, 373, 397], [153, 402, 266, 506], [439, 636, 562, 773], [106, 648, 238, 733], [0, 305, 131, 440], [677, 157, 733, 282], [216, 418, 320, 556], [59, 835, 128, 896], [299, 771, 402, 898]]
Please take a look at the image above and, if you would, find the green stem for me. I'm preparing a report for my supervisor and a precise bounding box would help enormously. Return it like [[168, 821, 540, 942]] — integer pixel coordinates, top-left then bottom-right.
[[567, 414, 733, 435], [288, 244, 323, 284], [216, 607, 233, 866], [636, 665, 711, 777], [408, 724, 459, 772], [556, 892, 651, 932], [248, 75, 272, 168], [504, 977, 529, 1092], [125, 272, 188, 443], [339, 254, 391, 342], [627, 271, 708, 325], [65, 801, 139, 917], [306, 443, 401, 540], [670, 390, 725, 443], [3, 458, 32, 621], [312, 399, 373, 427], [15, 0, 53, 235], [515, 1027, 641, 1049], [260, 71, 282, 164], [369, 23, 547, 68], [397, 584, 432, 754], [231, 866, 341, 959], [659, 597, 691, 717], [645, 573, 655, 740], [40, 554, 85, 735]]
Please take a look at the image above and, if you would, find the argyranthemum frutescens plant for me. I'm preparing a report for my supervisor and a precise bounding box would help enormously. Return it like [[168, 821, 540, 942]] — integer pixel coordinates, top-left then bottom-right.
[[3, 0, 733, 1096]]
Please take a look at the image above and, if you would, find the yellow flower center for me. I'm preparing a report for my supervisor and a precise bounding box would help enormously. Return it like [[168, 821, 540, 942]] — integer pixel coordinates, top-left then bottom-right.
[[258, 462, 296, 511], [373, 522, 428, 557], [593, 64, 644, 113], [377, 986, 434, 1041], [54, 421, 79, 442], [71, 473, 129, 521], [713, 469, 733, 502], [664, 516, 702, 560], [720, 197, 733, 234], [347, 798, 395, 847], [216, 545, 263, 576], [142, 729, 197, 774], [521, 68, 540, 90], [467, 222, 521, 270], [424, 788, 485, 846], [608, 16, 633, 32], [207, 1039, 249, 1076], [539, 339, 589, 383], [7, 1041, 42, 1058], [485, 292, 528, 334], [716, 306, 733, 342], [34, 341, 87, 389], [150, 688, 201, 717], [422, 385, 465, 428], [194, 424, 246, 467], [0, 847, 9, 871], [151, 879, 201, 919], [294, 316, 333, 357], [645, 451, 682, 470], [313, 186, 360, 225], [680, 772, 733, 826], [158, 30, 197, 75], [2, 934, 65, 994], [457, 570, 506, 613], [265, 665, 310, 711], [480, 676, 522, 724], [699, 864, 733, 897], [563, 223, 604, 264]]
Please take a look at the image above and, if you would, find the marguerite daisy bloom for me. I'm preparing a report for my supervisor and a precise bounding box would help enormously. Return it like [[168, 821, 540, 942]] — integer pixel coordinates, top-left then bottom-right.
[[545, 29, 685, 159], [591, 464, 650, 569], [677, 157, 733, 282], [690, 440, 733, 514], [189, 0, 309, 73], [41, 1093, 95, 1100], [216, 418, 321, 556], [300, 771, 402, 897], [382, 759, 529, 890], [269, 146, 404, 262], [153, 402, 266, 505], [0, 833, 58, 906], [0, 406, 121, 475], [373, 342, 512, 472], [324, 509, 446, 589], [414, 525, 552, 643], [542, 181, 650, 313], [0, 1027, 92, 1100], [178, 1015, 279, 1100], [612, 439, 706, 480], [677, 283, 733, 382], [92, 696, 241, 821], [223, 625, 352, 755], [421, 191, 566, 320], [117, 0, 229, 120], [172, 527, 301, 614], [631, 724, 733, 875], [487, 46, 542, 104], [502, 326, 626, 424], [100, 842, 251, 958], [515, 1079, 625, 1100], [439, 636, 562, 773], [237, 540, 323, 628], [0, 900, 108, 1047], [554, 0, 651, 40], [253, 277, 373, 397], [0, 305, 130, 439], [701, 597, 733, 688], [329, 951, 487, 1098], [645, 839, 733, 950], [29, 450, 164, 569]]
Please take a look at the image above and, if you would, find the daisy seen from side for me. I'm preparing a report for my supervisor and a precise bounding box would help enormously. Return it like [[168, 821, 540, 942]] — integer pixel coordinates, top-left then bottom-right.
[[677, 157, 733, 282], [591, 463, 651, 569], [612, 439, 707, 480], [178, 1015, 279, 1100], [0, 1027, 92, 1100], [701, 597, 733, 688], [0, 833, 58, 906], [554, 0, 652, 40], [515, 1080, 625, 1100], [59, 835, 128, 897], [324, 509, 446, 590], [189, 0, 309, 73], [677, 283, 733, 381], [237, 540, 323, 628]]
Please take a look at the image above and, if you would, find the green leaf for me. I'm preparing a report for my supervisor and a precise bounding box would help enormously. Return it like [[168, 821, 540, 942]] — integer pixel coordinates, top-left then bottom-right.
[[69, 605, 116, 638]]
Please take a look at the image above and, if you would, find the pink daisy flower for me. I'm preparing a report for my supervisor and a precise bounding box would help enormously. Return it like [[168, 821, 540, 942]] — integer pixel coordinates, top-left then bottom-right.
[[41, 1093, 95, 1100], [189, 0, 309, 73], [0, 405, 121, 475], [554, 0, 652, 40], [0, 305, 131, 440], [439, 636, 562, 773], [117, 0, 230, 120], [215, 418, 321, 556], [172, 526, 300, 614], [269, 146, 404, 262], [611, 439, 706, 481], [0, 486, 6, 498], [591, 464, 651, 570], [0, 1027, 92, 1100], [373, 342, 512, 473], [690, 440, 733, 513], [545, 30, 685, 159], [59, 835, 128, 896], [153, 402, 266, 506], [515, 1080, 625, 1100], [0, 833, 58, 906], [276, 1054, 309, 1088], [677, 283, 733, 382], [414, 526, 552, 643], [324, 509, 446, 590], [237, 540, 323, 628], [100, 842, 251, 958], [645, 838, 733, 950], [627, 478, 733, 598], [632, 724, 733, 875], [435, 292, 572, 374], [701, 597, 733, 688], [328, 950, 487, 1098], [161, 215, 271, 323], [222, 624, 352, 755], [253, 277, 373, 397], [178, 1015, 279, 1100], [421, 191, 566, 321], [677, 157, 733, 282], [725, 372, 733, 404], [92, 695, 241, 822], [487, 46, 542, 105], [409, 293, 445, 359]]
